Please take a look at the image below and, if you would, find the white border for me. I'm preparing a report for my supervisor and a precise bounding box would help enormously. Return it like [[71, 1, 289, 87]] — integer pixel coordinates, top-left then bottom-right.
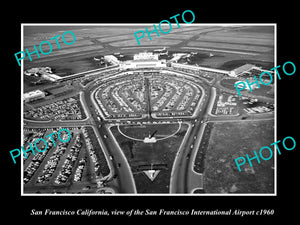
[[21, 23, 277, 196]]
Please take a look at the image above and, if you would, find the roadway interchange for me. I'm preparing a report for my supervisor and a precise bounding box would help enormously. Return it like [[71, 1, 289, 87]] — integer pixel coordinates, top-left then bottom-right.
[[83, 68, 210, 194], [24, 66, 274, 194]]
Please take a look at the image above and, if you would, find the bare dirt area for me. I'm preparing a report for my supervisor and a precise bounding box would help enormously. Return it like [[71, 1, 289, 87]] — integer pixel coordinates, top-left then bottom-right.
[[203, 120, 274, 194]]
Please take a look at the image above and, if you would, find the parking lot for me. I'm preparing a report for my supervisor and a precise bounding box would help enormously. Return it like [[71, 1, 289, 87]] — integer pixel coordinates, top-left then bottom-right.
[[23, 127, 110, 193], [24, 95, 86, 121], [93, 71, 203, 119]]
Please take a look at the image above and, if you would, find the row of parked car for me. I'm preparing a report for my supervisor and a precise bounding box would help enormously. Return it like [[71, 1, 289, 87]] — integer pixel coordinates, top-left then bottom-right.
[[54, 135, 81, 184], [23, 132, 57, 184], [36, 133, 71, 184], [73, 159, 86, 182]]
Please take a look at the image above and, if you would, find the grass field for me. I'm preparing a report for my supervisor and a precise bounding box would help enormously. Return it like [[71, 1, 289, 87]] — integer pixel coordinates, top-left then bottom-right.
[[196, 36, 273, 46], [203, 120, 274, 193], [207, 26, 274, 38], [187, 41, 272, 53], [110, 123, 189, 193], [110, 38, 182, 47]]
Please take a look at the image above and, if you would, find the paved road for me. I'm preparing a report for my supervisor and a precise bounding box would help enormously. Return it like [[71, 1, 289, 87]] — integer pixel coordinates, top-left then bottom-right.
[[169, 73, 274, 193], [83, 78, 137, 193], [24, 66, 274, 194], [170, 81, 211, 193]]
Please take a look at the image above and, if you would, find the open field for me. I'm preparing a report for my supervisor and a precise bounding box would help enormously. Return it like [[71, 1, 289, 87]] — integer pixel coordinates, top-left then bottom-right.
[[24, 39, 95, 50], [203, 120, 274, 193], [24, 26, 144, 45], [159, 33, 197, 39], [110, 38, 182, 47], [191, 26, 274, 55], [196, 36, 273, 46], [208, 26, 274, 37], [25, 45, 105, 62], [187, 41, 272, 53], [24, 56, 104, 78], [23, 25, 274, 77]]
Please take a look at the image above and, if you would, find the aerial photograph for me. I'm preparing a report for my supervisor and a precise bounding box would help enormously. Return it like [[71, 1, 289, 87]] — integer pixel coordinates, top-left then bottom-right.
[[22, 24, 275, 195]]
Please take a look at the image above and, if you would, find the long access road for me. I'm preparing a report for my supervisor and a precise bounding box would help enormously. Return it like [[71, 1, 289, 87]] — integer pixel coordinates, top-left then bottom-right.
[[84, 78, 137, 193], [169, 80, 212, 193]]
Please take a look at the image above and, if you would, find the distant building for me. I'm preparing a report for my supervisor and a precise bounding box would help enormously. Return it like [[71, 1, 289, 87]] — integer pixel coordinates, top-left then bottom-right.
[[24, 67, 52, 76], [169, 53, 189, 62], [120, 52, 166, 70], [24, 67, 61, 81], [41, 74, 61, 82], [23, 90, 45, 102], [133, 52, 158, 61], [229, 64, 255, 77], [104, 55, 120, 65], [229, 64, 269, 77]]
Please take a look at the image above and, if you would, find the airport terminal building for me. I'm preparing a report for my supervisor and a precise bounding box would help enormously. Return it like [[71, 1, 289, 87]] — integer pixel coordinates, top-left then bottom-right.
[[120, 52, 167, 70]]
